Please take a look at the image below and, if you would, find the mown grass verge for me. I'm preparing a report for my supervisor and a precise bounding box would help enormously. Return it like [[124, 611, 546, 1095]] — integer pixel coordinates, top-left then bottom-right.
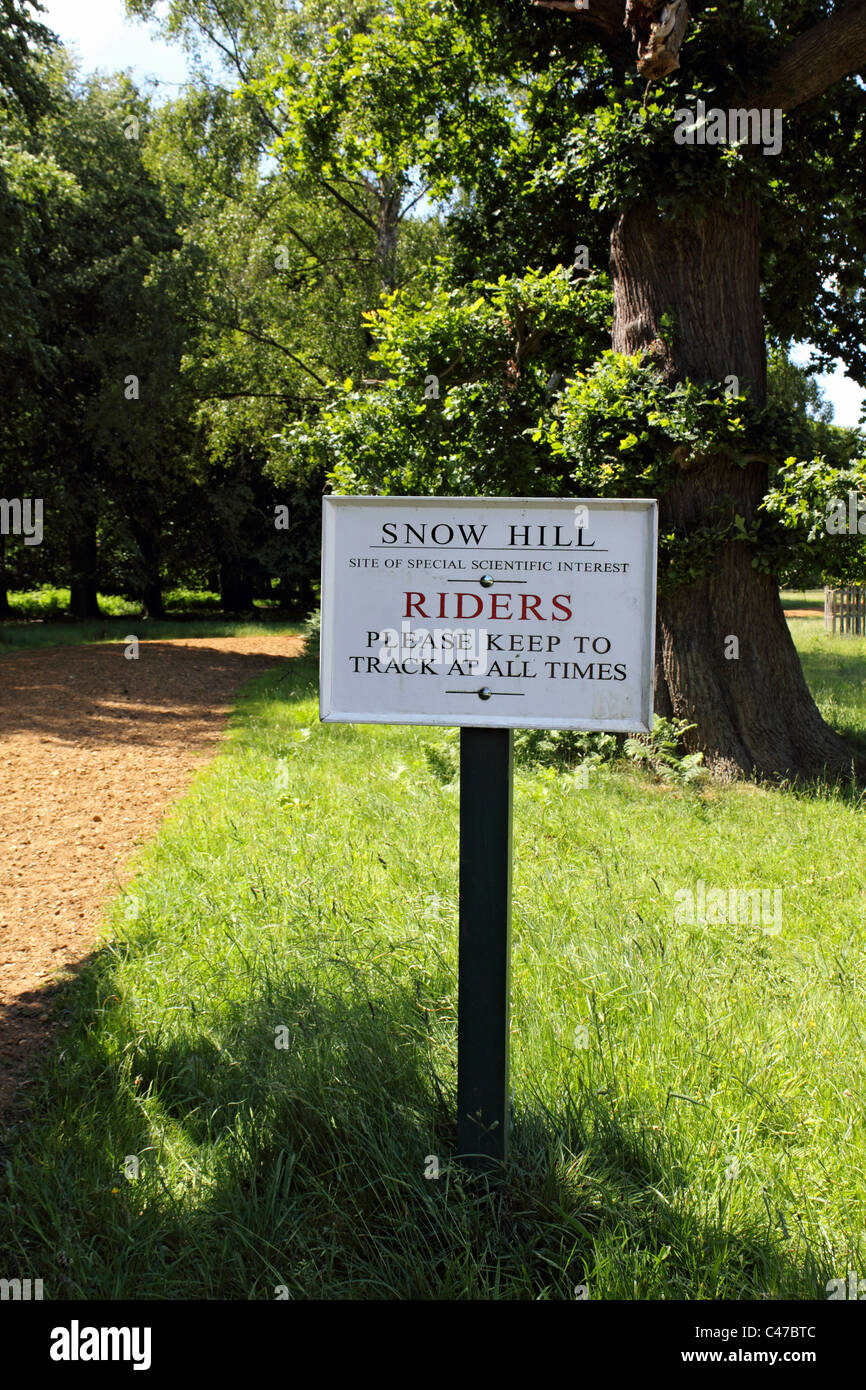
[[0, 631, 864, 1299]]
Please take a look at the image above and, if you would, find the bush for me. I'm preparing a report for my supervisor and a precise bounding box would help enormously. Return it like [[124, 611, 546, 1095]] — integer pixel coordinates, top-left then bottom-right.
[[302, 607, 321, 661], [513, 728, 620, 768]]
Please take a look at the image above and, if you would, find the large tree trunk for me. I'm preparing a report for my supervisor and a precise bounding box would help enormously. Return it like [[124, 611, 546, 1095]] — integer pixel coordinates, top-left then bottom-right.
[[219, 561, 255, 614], [610, 196, 856, 780], [127, 508, 166, 620], [0, 536, 11, 617], [69, 514, 101, 620]]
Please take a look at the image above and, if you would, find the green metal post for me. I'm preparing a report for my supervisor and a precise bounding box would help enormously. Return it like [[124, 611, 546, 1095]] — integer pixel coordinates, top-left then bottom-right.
[[456, 725, 513, 1168]]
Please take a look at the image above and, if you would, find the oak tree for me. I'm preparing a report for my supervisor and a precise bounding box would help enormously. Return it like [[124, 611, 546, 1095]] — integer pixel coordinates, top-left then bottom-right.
[[445, 0, 866, 779]]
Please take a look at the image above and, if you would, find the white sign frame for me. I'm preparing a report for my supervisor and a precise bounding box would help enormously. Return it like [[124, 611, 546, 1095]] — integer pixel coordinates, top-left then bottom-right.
[[320, 496, 657, 732]]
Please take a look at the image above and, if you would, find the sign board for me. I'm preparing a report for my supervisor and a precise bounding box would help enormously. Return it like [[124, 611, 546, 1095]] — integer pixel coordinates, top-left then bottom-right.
[[320, 496, 657, 732]]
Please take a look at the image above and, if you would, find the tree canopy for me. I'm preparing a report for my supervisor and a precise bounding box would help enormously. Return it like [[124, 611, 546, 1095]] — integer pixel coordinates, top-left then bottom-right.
[[4, 0, 866, 775]]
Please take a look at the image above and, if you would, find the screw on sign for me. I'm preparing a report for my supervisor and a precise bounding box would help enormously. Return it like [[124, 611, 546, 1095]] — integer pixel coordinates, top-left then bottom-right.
[[320, 497, 658, 1170]]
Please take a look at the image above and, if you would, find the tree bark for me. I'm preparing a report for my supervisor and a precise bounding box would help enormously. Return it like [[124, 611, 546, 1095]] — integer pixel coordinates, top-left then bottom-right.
[[611, 197, 858, 780], [0, 536, 11, 617], [749, 0, 866, 112], [220, 562, 255, 614], [68, 515, 101, 620], [375, 174, 403, 293], [141, 576, 166, 621], [127, 509, 166, 620]]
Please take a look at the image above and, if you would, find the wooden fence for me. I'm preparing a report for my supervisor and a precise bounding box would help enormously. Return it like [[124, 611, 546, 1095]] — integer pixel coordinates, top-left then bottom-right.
[[825, 585, 866, 635]]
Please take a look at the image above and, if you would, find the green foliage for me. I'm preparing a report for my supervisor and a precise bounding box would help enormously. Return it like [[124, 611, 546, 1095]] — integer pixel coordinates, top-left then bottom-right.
[[0, 0, 56, 123], [544, 350, 866, 590], [415, 717, 708, 787], [252, 0, 508, 198], [126, 1, 454, 614], [271, 250, 866, 592], [763, 456, 866, 587], [513, 727, 619, 770], [3, 585, 264, 622], [445, 1, 866, 386], [624, 718, 707, 786], [5, 585, 82, 618], [756, 353, 866, 587], [0, 51, 200, 615], [6, 0, 866, 628], [512, 717, 705, 786], [301, 605, 321, 661], [270, 265, 611, 496], [535, 94, 767, 223], [545, 351, 754, 488]]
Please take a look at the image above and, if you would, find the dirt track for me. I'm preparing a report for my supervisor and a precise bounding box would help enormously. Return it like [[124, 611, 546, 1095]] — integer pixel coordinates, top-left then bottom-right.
[[0, 634, 303, 1120]]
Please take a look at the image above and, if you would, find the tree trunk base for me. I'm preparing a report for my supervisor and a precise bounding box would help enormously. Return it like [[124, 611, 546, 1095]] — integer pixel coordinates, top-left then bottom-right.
[[141, 583, 166, 621], [656, 542, 861, 783]]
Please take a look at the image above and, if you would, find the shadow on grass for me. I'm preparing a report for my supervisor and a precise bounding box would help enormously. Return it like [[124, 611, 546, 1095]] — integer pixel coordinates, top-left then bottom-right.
[[793, 641, 866, 783], [0, 931, 829, 1302], [798, 642, 866, 693]]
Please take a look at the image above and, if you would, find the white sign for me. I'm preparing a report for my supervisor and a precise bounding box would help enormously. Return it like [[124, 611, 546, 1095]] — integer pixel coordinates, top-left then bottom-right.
[[320, 496, 657, 731]]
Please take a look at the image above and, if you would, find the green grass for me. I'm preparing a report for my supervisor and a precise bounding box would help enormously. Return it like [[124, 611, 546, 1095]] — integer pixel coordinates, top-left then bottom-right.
[[789, 620, 866, 749], [0, 586, 298, 653], [780, 588, 825, 613], [5, 584, 230, 620], [5, 585, 138, 619], [0, 610, 301, 653], [1, 631, 865, 1300]]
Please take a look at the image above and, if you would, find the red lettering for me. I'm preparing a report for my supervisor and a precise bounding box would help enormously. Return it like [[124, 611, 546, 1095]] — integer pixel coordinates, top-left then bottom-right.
[[404, 592, 428, 617], [455, 592, 483, 619], [402, 591, 573, 621]]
